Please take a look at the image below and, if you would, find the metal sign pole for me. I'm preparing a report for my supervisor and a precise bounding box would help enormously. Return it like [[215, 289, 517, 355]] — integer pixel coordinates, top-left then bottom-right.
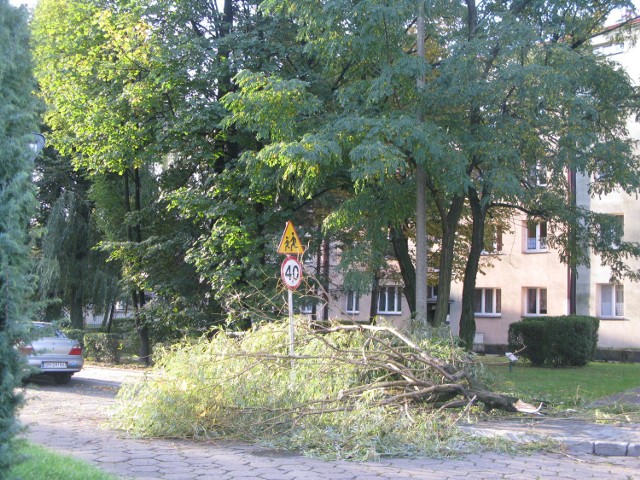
[[288, 288, 294, 357], [277, 221, 304, 381]]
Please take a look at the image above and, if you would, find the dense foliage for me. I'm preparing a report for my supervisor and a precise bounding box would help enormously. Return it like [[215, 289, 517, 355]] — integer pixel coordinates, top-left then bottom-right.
[[32, 145, 124, 328], [0, 0, 40, 474], [225, 0, 640, 348], [508, 316, 600, 367], [30, 0, 640, 357]]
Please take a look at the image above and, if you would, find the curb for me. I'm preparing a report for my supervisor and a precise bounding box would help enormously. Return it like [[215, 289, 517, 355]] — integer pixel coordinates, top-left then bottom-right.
[[462, 425, 640, 457], [566, 440, 640, 456]]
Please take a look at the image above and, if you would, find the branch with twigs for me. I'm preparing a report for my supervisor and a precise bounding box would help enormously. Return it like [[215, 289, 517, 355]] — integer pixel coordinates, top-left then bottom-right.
[[286, 322, 540, 414]]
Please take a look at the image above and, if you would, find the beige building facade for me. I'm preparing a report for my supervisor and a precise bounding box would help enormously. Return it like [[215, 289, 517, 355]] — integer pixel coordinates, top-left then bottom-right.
[[454, 20, 640, 351], [454, 21, 640, 351]]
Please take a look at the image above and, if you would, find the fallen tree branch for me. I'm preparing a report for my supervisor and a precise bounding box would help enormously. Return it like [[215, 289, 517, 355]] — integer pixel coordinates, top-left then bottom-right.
[[307, 322, 541, 414]]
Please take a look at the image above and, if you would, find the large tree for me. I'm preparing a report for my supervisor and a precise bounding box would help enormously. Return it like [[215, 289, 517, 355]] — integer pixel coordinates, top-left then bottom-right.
[[223, 0, 481, 329], [31, 0, 315, 340], [0, 0, 40, 473], [32, 0, 160, 361], [453, 0, 640, 348], [224, 0, 640, 348], [32, 144, 121, 328]]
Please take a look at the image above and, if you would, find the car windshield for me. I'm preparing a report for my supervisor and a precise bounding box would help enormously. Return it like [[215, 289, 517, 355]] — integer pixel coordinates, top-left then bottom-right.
[[31, 322, 67, 339]]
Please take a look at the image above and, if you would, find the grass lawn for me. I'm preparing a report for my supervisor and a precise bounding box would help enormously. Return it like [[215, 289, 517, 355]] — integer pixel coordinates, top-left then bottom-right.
[[479, 356, 640, 407], [8, 441, 116, 480]]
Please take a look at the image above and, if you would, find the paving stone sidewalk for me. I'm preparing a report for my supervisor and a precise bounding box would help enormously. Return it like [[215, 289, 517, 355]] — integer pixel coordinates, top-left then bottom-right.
[[17, 367, 640, 479]]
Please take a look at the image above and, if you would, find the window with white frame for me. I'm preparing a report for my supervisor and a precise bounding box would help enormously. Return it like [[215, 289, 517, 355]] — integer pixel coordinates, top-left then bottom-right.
[[593, 41, 625, 57], [345, 290, 360, 314], [427, 285, 438, 300], [474, 288, 501, 316], [528, 162, 548, 187], [300, 301, 314, 314], [599, 284, 624, 318], [526, 220, 547, 252], [525, 288, 547, 315], [377, 286, 402, 314], [482, 226, 504, 254]]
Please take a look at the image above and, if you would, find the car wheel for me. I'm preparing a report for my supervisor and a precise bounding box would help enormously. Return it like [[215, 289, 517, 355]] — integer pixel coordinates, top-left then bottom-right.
[[54, 373, 72, 385]]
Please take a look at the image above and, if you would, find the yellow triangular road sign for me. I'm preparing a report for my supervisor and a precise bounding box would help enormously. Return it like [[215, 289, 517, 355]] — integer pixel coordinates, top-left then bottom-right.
[[277, 221, 304, 255]]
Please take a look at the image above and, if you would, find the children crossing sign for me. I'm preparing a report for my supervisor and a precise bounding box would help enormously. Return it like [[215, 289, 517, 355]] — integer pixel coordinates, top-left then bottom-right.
[[277, 221, 304, 255]]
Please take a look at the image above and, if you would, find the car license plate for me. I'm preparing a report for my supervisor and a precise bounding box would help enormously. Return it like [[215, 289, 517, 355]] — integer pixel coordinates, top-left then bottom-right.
[[41, 362, 67, 369]]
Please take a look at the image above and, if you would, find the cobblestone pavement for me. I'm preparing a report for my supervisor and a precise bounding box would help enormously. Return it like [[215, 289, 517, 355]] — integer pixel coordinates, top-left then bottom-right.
[[17, 366, 640, 480]]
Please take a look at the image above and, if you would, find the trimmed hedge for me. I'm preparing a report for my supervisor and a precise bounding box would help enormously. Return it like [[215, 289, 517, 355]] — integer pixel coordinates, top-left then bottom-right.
[[508, 315, 599, 367]]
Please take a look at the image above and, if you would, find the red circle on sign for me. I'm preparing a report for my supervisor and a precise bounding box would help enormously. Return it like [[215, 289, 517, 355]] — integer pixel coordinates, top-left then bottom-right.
[[281, 256, 302, 290]]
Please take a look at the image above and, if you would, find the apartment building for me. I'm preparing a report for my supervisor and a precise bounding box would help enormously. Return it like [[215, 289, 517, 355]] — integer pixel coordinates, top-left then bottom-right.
[[452, 19, 640, 351], [573, 20, 640, 350]]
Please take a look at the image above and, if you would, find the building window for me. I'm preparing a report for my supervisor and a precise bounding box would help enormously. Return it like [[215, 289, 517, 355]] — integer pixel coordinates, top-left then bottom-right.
[[525, 288, 547, 315], [427, 285, 438, 300], [528, 162, 548, 187], [474, 288, 501, 316], [599, 284, 624, 318], [300, 302, 314, 314], [594, 42, 625, 57], [526, 221, 547, 252], [600, 214, 624, 249], [377, 286, 402, 315], [345, 290, 360, 314], [482, 226, 504, 254]]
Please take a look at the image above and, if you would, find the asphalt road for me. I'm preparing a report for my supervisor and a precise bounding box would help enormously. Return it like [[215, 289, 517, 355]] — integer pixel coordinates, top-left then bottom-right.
[[17, 365, 640, 479]]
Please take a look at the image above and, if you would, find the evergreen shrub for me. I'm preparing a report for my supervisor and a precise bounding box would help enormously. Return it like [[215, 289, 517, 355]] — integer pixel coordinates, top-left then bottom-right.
[[0, 2, 39, 474], [508, 316, 599, 367]]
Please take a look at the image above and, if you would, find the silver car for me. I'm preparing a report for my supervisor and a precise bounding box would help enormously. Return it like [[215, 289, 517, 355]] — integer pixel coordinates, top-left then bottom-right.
[[19, 322, 84, 384]]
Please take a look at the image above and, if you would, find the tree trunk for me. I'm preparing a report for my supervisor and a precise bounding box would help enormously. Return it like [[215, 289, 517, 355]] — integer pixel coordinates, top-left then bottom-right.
[[458, 188, 488, 350], [124, 169, 151, 365], [312, 224, 322, 322], [568, 167, 577, 314], [433, 194, 465, 327], [135, 288, 151, 365], [369, 270, 380, 324], [103, 302, 115, 333], [458, 1, 487, 350], [390, 224, 416, 314], [321, 237, 330, 322], [69, 291, 84, 329], [414, 6, 428, 326], [133, 168, 150, 365]]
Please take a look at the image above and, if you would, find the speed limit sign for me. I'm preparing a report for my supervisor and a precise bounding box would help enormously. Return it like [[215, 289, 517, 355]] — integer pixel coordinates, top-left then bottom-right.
[[281, 256, 302, 290]]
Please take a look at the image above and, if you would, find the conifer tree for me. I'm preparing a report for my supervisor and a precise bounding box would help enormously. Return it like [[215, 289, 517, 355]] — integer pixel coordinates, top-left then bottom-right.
[[0, 0, 40, 473]]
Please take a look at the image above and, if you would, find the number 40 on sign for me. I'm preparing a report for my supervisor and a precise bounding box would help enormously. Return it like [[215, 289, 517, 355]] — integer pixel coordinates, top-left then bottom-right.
[[281, 256, 302, 290]]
